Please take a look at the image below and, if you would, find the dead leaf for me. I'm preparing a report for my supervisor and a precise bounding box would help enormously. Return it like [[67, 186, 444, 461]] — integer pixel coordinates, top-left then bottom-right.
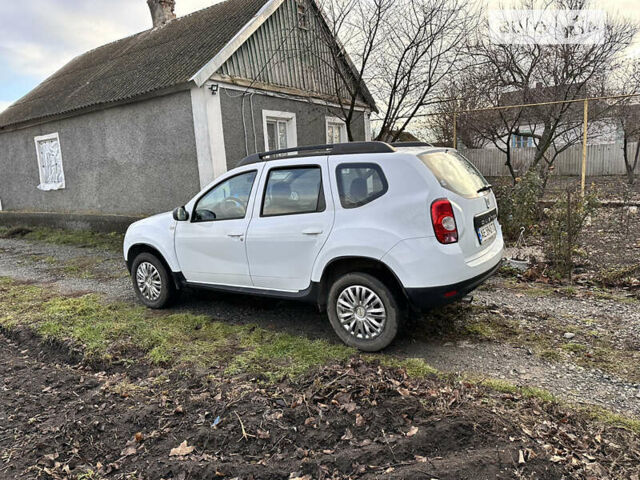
[[266, 411, 283, 421], [257, 429, 270, 439], [169, 440, 195, 457], [406, 426, 419, 437], [342, 402, 357, 413], [121, 445, 137, 457], [341, 428, 353, 441], [550, 455, 564, 463], [397, 387, 411, 397], [355, 413, 365, 427]]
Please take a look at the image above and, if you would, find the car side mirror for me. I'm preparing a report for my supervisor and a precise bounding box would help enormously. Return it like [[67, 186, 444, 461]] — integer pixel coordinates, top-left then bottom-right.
[[173, 206, 189, 221]]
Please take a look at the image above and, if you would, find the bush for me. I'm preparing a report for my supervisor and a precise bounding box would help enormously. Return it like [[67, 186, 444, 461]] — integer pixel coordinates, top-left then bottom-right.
[[495, 170, 543, 241], [543, 188, 599, 279]]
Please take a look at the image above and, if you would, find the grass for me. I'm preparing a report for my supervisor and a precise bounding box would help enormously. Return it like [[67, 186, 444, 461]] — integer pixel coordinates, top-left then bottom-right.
[[1, 276, 639, 436], [376, 356, 439, 378], [479, 378, 557, 403], [589, 289, 638, 305], [0, 226, 123, 252], [583, 405, 640, 435], [0, 277, 352, 381]]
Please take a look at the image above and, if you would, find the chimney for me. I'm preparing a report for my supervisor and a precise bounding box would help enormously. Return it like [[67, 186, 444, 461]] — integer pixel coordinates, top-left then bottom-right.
[[147, 0, 176, 28]]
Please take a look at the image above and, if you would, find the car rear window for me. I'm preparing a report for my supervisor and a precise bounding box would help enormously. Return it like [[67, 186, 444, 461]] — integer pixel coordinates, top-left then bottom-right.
[[418, 150, 489, 198], [336, 163, 388, 208]]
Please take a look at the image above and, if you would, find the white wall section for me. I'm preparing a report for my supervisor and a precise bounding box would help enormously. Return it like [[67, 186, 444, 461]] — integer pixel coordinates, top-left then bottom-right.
[[190, 84, 228, 188]]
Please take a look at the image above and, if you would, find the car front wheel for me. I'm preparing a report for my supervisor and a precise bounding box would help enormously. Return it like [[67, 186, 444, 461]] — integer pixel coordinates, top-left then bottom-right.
[[131, 252, 175, 309], [327, 272, 400, 352]]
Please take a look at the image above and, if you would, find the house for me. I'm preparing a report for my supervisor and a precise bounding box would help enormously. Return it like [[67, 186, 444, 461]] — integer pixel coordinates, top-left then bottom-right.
[[0, 0, 376, 220]]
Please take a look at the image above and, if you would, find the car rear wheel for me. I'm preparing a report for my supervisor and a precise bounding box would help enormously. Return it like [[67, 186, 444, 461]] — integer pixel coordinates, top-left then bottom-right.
[[327, 272, 400, 352], [131, 252, 175, 309]]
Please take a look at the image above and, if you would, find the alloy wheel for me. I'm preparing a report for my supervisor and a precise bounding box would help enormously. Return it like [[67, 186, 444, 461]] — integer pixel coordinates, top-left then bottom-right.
[[136, 261, 162, 301], [336, 285, 386, 340]]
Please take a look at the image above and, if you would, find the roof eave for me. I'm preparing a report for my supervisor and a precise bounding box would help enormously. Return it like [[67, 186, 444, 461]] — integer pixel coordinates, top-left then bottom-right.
[[0, 81, 194, 132]]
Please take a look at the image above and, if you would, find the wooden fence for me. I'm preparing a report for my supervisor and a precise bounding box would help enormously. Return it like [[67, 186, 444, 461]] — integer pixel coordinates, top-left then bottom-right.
[[461, 142, 636, 177]]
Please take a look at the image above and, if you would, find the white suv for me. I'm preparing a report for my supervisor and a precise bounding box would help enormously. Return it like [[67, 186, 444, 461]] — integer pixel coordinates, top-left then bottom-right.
[[124, 142, 503, 351]]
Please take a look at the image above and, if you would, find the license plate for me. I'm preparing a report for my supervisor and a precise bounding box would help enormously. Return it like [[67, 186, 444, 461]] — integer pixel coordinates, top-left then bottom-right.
[[477, 221, 497, 244]]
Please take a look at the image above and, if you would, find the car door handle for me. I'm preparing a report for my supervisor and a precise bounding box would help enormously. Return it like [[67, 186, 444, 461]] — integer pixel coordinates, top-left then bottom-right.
[[227, 232, 244, 238], [302, 228, 323, 235]]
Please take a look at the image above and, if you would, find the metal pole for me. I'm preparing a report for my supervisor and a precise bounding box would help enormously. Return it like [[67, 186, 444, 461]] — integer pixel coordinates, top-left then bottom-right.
[[567, 189, 572, 283], [581, 99, 588, 196], [453, 111, 457, 149]]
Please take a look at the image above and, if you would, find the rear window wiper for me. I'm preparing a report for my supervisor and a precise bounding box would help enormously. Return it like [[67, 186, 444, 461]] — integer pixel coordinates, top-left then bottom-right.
[[477, 184, 493, 194]]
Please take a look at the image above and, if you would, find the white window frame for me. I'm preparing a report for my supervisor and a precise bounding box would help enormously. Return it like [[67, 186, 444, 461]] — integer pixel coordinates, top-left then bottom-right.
[[262, 110, 297, 151], [326, 116, 347, 144], [34, 132, 65, 191]]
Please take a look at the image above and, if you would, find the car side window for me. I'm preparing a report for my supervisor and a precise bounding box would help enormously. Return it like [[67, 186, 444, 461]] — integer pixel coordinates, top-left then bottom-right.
[[262, 166, 325, 217], [193, 170, 257, 222], [336, 163, 388, 208]]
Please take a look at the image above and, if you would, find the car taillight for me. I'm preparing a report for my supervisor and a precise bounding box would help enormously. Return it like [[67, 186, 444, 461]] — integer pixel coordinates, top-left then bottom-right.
[[431, 198, 458, 244]]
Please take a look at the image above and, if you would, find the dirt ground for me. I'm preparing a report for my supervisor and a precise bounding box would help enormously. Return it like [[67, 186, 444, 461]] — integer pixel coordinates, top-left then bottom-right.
[[2, 330, 638, 480], [1, 228, 640, 478], [490, 175, 640, 277]]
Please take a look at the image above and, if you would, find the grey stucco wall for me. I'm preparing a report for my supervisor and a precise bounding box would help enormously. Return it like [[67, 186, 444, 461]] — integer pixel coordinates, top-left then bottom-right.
[[0, 90, 200, 216], [219, 89, 368, 169]]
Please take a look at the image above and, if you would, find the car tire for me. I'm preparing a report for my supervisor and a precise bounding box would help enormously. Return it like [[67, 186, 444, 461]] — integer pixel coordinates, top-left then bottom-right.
[[130, 252, 175, 309], [327, 272, 400, 352]]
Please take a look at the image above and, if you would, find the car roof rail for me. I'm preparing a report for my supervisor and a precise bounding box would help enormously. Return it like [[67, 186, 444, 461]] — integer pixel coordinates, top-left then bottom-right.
[[237, 141, 396, 166], [390, 141, 434, 148]]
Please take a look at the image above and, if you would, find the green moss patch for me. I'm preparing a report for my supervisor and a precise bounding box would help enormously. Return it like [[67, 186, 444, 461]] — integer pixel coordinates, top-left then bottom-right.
[[0, 226, 124, 252]]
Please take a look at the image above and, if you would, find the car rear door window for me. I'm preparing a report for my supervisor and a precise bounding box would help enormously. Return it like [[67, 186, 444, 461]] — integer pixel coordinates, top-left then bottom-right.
[[336, 163, 388, 208], [262, 166, 325, 217]]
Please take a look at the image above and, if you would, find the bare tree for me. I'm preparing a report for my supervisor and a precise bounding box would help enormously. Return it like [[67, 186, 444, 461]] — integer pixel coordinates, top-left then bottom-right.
[[314, 0, 477, 142], [471, 0, 638, 186], [427, 66, 532, 181], [312, 0, 393, 141], [611, 61, 640, 184]]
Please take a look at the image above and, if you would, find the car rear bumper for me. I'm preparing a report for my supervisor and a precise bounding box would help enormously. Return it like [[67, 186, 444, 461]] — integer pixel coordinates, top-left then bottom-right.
[[405, 258, 503, 311]]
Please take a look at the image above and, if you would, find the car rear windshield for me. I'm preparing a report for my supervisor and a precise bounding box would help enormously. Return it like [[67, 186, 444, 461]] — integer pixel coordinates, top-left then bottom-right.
[[418, 150, 489, 198]]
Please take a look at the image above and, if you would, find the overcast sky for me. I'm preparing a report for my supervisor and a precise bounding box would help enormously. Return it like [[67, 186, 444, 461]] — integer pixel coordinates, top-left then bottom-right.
[[1, 0, 639, 113], [0, 0, 222, 113]]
